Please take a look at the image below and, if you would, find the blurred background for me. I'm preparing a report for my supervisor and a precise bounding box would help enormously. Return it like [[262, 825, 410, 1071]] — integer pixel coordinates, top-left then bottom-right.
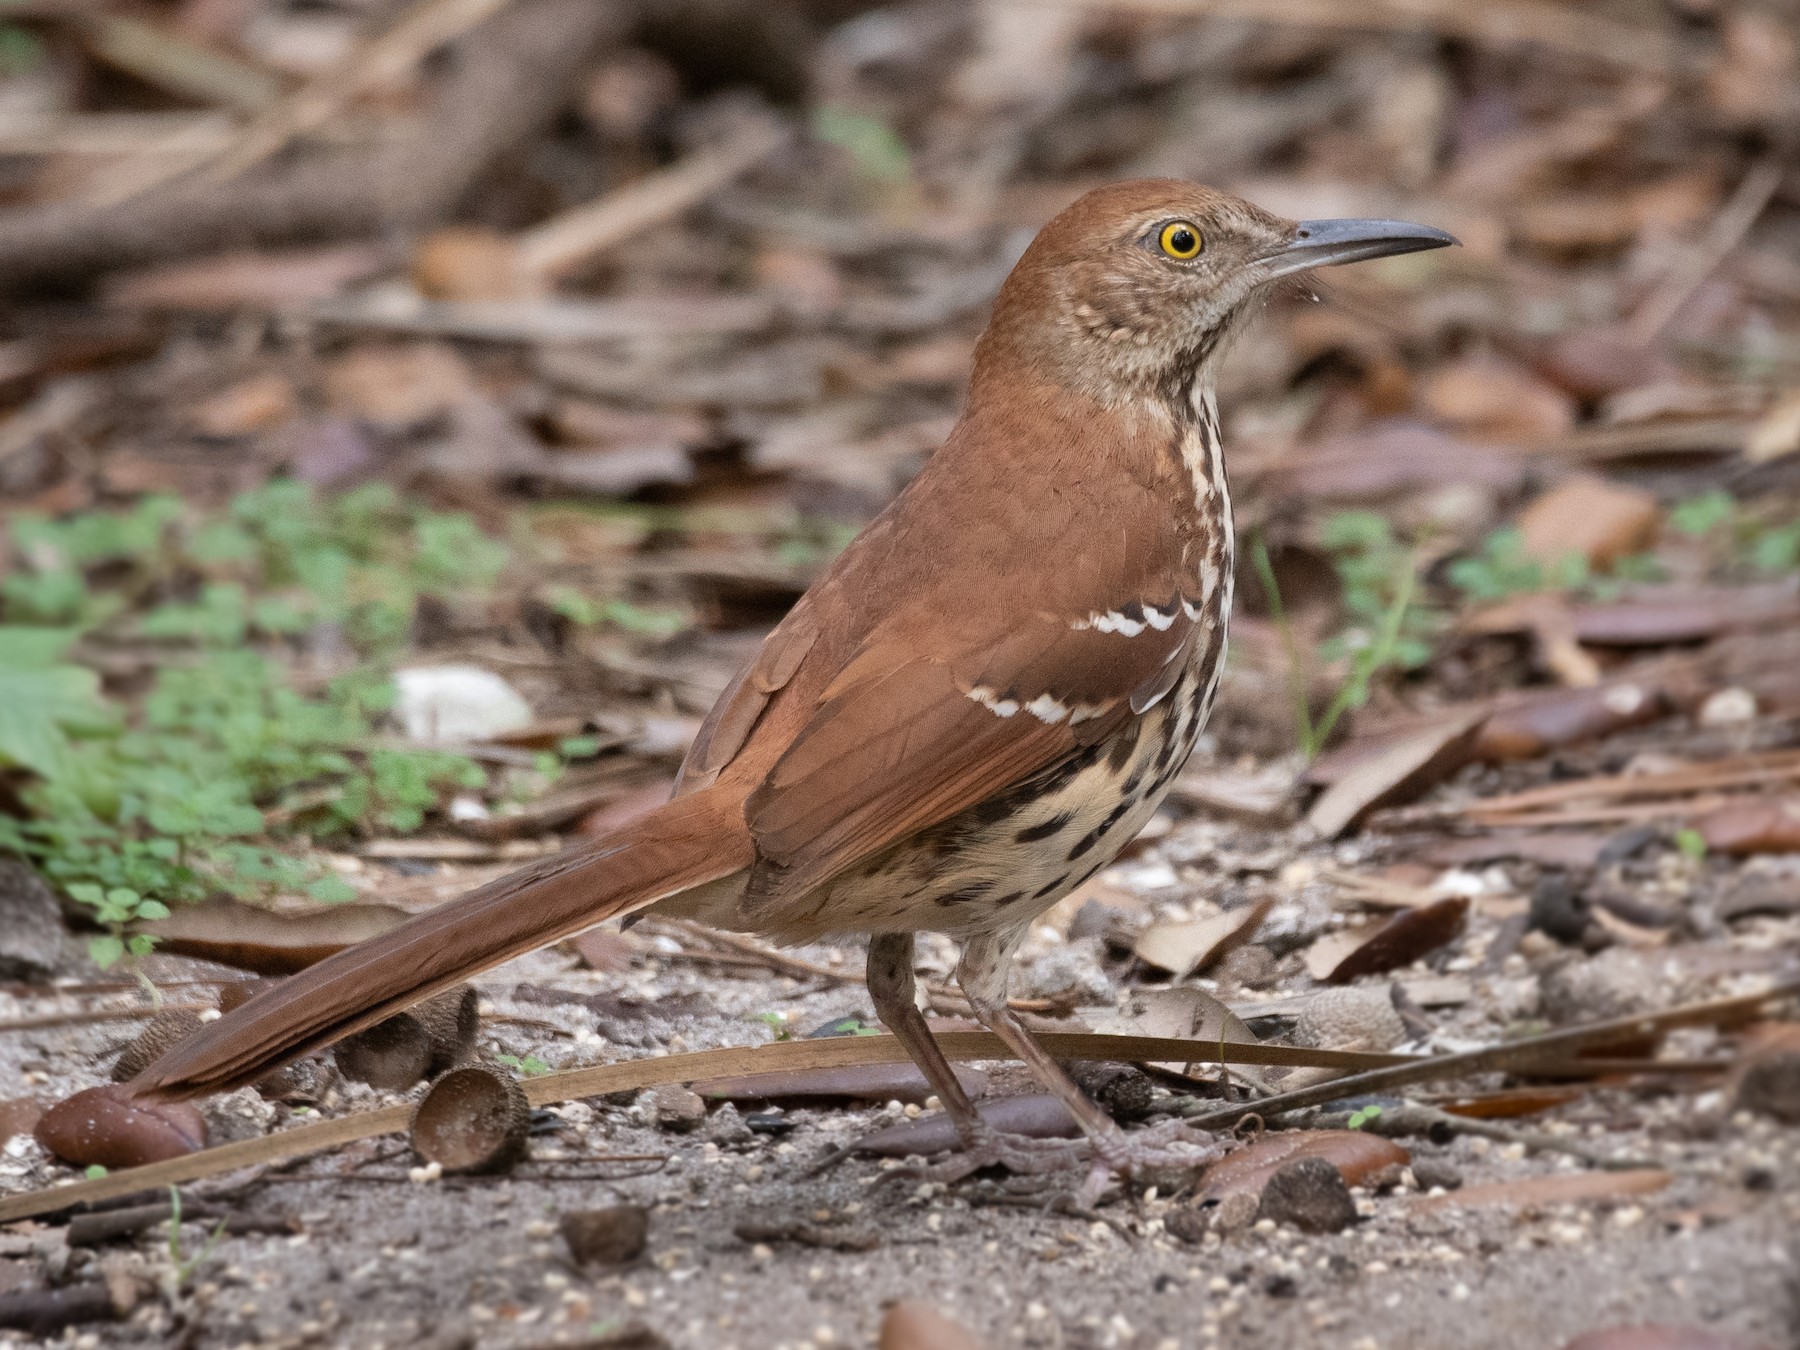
[[1, 0, 1799, 943]]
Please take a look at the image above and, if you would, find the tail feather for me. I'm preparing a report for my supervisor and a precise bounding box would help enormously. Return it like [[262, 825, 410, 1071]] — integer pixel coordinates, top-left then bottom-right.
[[131, 787, 753, 1100]]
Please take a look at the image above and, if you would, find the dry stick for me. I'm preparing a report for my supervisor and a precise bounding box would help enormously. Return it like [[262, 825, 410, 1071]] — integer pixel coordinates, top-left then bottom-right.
[[515, 116, 789, 283], [208, 0, 515, 183], [1627, 159, 1785, 346], [0, 0, 629, 288], [0, 1032, 1414, 1225], [1176, 977, 1800, 1131], [0, 1002, 214, 1034], [1043, 0, 1677, 73]]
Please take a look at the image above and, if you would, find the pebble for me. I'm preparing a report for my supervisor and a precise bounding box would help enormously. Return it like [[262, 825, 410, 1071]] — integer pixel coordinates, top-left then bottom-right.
[[1257, 1158, 1360, 1234]]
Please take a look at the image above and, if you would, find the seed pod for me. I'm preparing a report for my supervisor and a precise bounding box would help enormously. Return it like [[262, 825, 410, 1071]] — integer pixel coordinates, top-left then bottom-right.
[[35, 1086, 207, 1169], [333, 985, 480, 1090], [109, 1010, 206, 1083], [410, 1064, 529, 1174]]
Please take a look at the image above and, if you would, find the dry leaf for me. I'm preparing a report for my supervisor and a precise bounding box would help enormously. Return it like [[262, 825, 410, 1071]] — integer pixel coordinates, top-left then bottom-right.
[[880, 1301, 986, 1350], [0, 1099, 42, 1142], [1745, 389, 1800, 464], [695, 1062, 986, 1106], [1306, 712, 1487, 837], [1696, 798, 1800, 855], [853, 1095, 1077, 1158], [561, 1205, 650, 1268], [1421, 355, 1575, 442], [1132, 898, 1273, 980], [1477, 682, 1665, 761], [139, 897, 410, 974], [102, 245, 385, 310], [1316, 897, 1470, 984], [1562, 1326, 1770, 1350], [1516, 475, 1660, 570], [411, 226, 531, 302], [1201, 1130, 1409, 1201]]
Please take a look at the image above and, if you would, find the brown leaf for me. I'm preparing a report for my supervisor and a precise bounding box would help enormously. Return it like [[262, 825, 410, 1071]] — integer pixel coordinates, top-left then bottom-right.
[[189, 372, 296, 438], [880, 1301, 986, 1350], [694, 1062, 987, 1107], [35, 1087, 207, 1169], [1201, 1130, 1409, 1201], [102, 245, 385, 310], [321, 343, 473, 430], [1697, 798, 1800, 855], [1421, 356, 1575, 443], [569, 927, 640, 973], [1317, 897, 1470, 984], [1533, 327, 1676, 401], [1262, 420, 1522, 501], [1133, 898, 1273, 980], [140, 898, 410, 974], [1516, 475, 1660, 570], [411, 227, 531, 302], [1476, 682, 1665, 761], [853, 1095, 1077, 1158], [1306, 712, 1488, 837], [410, 1064, 529, 1175], [1411, 1167, 1670, 1213], [1569, 587, 1800, 646]]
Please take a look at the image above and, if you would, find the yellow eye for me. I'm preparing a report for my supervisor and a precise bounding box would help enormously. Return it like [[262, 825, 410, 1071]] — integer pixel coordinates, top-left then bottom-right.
[[1158, 221, 1203, 260]]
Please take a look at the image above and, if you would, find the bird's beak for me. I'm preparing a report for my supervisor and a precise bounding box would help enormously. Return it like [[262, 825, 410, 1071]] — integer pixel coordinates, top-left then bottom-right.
[[1259, 217, 1457, 278]]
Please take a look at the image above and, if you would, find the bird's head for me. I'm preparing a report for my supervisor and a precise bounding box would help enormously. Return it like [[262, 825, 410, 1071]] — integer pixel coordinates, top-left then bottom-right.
[[975, 179, 1454, 408]]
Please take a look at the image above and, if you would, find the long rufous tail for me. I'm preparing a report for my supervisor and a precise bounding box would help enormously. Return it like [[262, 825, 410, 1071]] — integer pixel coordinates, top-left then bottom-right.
[[130, 787, 753, 1100]]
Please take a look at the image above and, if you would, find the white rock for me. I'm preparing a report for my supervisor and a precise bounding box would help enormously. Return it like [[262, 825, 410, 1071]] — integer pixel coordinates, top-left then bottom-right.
[[393, 665, 533, 743]]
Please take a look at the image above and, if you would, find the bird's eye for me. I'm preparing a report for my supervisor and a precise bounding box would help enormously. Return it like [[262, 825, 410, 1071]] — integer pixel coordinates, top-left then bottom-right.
[[1158, 221, 1203, 260]]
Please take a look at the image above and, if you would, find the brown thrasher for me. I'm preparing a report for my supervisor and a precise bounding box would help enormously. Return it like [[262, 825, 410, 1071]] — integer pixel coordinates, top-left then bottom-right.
[[132, 181, 1452, 1196]]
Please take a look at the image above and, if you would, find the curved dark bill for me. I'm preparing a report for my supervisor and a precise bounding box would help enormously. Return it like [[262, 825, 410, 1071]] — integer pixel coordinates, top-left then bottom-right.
[[1263, 218, 1458, 278]]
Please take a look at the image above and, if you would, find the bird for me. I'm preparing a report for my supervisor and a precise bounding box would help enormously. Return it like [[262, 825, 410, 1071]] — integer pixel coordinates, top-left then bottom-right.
[[131, 180, 1453, 1198]]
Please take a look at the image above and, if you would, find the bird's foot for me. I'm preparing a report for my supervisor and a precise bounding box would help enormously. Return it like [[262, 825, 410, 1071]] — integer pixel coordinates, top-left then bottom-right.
[[914, 1119, 1097, 1187], [1075, 1118, 1232, 1208]]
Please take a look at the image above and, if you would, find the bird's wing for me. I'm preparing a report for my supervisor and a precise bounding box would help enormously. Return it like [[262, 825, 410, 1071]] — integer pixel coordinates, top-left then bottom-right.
[[739, 587, 1204, 902]]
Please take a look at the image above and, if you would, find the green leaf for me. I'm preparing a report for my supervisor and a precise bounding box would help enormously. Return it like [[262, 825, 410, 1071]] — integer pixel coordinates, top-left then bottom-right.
[[0, 662, 105, 777], [88, 934, 125, 969]]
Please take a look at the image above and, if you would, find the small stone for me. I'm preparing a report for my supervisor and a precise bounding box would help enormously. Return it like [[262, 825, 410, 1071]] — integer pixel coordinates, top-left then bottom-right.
[[560, 1205, 650, 1267], [1165, 1207, 1211, 1244], [652, 1085, 707, 1134], [1409, 1154, 1463, 1192], [1211, 1190, 1260, 1233], [1736, 1051, 1800, 1125], [1256, 1158, 1358, 1234], [0, 860, 64, 981]]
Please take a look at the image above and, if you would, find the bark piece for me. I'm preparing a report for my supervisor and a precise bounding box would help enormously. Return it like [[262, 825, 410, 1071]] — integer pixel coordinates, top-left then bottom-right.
[[852, 1095, 1078, 1158], [1201, 1130, 1410, 1202]]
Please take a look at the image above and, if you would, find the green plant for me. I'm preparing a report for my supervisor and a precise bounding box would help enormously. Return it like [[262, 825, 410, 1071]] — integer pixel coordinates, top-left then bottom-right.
[[0, 485, 528, 944], [1346, 1104, 1384, 1130], [496, 1052, 552, 1077], [1444, 524, 1588, 602], [1670, 489, 1800, 576], [1256, 518, 1436, 758], [162, 1186, 226, 1298]]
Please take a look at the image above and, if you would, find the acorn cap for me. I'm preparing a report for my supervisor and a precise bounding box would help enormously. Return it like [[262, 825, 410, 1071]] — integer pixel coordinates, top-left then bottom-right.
[[110, 1009, 207, 1083], [334, 1013, 433, 1090], [410, 1063, 529, 1174]]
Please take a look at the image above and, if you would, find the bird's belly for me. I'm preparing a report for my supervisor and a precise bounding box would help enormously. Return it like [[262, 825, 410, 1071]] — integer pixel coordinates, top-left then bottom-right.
[[737, 652, 1220, 943]]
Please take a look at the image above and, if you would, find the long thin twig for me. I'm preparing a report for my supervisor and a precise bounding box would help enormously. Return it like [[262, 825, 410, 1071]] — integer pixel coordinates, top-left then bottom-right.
[[1628, 159, 1784, 344]]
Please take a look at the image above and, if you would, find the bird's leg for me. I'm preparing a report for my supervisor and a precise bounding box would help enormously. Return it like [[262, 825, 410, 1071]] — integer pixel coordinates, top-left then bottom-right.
[[955, 929, 1230, 1207], [864, 933, 1092, 1181]]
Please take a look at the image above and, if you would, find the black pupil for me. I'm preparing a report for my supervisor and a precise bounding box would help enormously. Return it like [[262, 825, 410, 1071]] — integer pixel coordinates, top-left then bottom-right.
[[1169, 228, 1195, 253]]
